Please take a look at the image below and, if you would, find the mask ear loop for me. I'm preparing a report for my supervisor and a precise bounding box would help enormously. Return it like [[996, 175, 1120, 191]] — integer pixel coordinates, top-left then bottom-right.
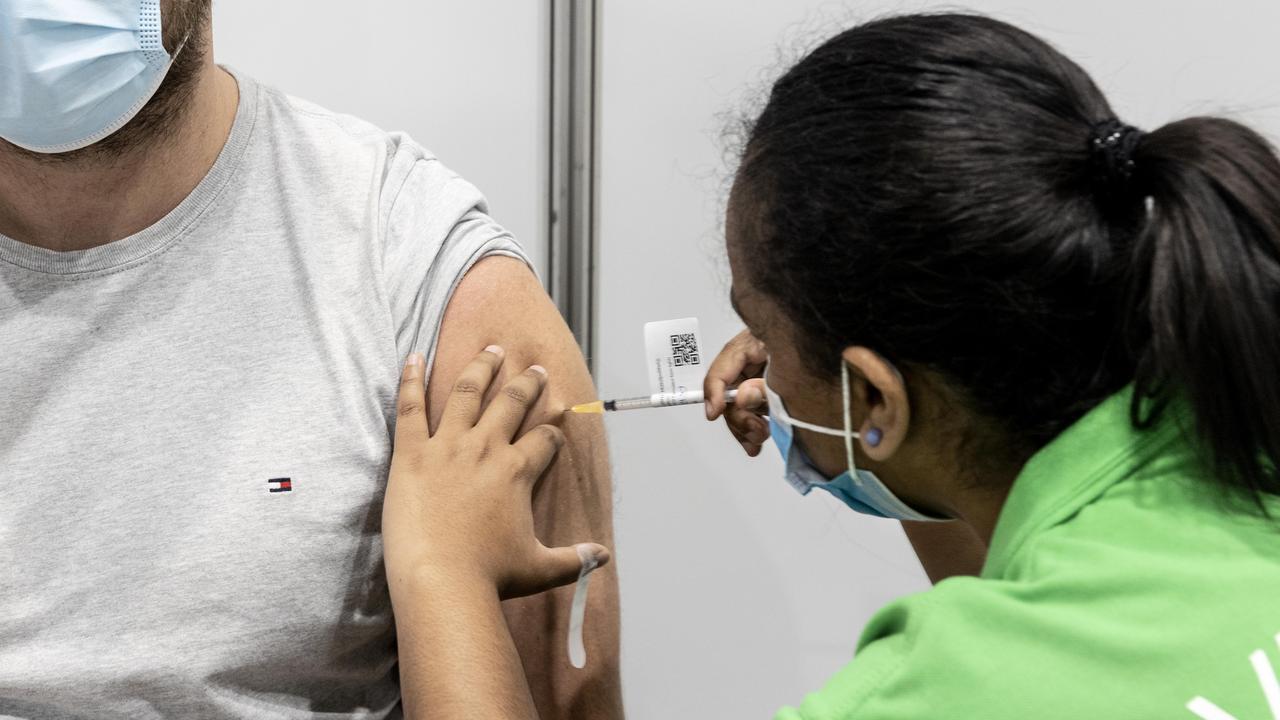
[[172, 31, 193, 62], [841, 363, 863, 486], [764, 372, 851, 438]]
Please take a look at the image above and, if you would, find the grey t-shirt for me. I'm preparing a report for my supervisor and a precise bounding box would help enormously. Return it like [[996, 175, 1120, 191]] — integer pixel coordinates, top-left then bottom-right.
[[0, 69, 528, 719]]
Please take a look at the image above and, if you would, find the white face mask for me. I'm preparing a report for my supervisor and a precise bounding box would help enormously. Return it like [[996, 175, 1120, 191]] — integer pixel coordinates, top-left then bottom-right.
[[0, 0, 189, 153], [763, 363, 946, 522]]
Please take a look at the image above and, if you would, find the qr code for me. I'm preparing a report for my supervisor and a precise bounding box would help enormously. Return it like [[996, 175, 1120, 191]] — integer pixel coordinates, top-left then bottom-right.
[[670, 333, 699, 367]]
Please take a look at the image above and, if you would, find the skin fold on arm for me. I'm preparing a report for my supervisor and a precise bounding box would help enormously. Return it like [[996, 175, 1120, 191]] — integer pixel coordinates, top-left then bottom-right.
[[420, 255, 623, 719]]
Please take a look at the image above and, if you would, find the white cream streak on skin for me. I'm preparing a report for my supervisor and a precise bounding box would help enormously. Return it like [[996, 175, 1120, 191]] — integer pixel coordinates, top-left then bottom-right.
[[568, 544, 599, 669]]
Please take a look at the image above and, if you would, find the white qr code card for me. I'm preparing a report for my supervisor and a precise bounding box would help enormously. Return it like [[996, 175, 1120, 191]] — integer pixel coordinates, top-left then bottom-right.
[[644, 317, 704, 397]]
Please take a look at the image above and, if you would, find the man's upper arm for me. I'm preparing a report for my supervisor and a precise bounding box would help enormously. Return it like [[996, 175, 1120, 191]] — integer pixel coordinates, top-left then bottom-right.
[[425, 255, 623, 719]]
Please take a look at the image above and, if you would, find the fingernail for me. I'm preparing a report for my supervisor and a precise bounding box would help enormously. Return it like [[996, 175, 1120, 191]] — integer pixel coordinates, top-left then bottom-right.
[[576, 543, 605, 573], [485, 344, 504, 357], [405, 353, 422, 370], [704, 400, 713, 420], [530, 365, 547, 376], [592, 546, 611, 567]]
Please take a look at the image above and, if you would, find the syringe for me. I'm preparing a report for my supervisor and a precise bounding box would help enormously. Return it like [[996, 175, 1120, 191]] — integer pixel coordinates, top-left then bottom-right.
[[569, 388, 738, 414]]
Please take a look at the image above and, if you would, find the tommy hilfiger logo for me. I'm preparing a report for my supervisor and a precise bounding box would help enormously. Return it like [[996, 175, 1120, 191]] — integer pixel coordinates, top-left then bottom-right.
[[268, 477, 292, 493]]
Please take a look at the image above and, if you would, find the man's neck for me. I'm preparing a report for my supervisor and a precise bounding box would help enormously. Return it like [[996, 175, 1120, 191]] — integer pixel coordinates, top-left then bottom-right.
[[0, 60, 239, 252]]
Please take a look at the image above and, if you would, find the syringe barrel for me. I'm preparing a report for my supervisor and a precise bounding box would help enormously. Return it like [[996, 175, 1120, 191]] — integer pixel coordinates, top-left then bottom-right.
[[649, 391, 706, 407], [608, 392, 704, 410], [609, 395, 658, 411], [606, 388, 737, 411]]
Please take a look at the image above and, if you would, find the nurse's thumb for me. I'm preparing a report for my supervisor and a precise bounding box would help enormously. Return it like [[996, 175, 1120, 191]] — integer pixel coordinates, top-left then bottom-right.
[[539, 543, 611, 589], [736, 378, 766, 410]]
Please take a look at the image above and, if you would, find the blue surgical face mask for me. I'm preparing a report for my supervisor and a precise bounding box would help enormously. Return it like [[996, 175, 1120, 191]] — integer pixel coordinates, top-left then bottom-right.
[[763, 363, 946, 521], [0, 0, 189, 153]]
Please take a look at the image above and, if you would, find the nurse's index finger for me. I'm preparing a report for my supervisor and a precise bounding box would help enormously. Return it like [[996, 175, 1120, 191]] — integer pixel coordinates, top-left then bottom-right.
[[703, 346, 743, 420], [704, 332, 764, 420], [725, 379, 768, 448]]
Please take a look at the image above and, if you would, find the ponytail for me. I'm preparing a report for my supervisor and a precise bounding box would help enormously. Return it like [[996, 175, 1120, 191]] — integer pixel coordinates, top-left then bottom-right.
[[1129, 117, 1280, 509]]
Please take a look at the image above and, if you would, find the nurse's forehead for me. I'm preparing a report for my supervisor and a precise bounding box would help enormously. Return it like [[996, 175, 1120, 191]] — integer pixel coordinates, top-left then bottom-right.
[[729, 286, 743, 317], [732, 283, 757, 327], [728, 284, 771, 342]]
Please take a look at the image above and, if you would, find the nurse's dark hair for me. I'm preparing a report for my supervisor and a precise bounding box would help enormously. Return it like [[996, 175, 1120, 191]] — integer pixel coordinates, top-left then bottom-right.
[[737, 13, 1280, 509]]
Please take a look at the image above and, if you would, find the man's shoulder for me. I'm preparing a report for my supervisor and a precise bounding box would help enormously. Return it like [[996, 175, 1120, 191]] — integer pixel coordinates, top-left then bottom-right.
[[234, 69, 452, 199], [228, 69, 489, 251]]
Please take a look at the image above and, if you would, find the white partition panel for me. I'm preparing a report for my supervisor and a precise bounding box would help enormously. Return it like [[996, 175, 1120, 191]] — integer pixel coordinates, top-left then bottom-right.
[[213, 1, 549, 276], [597, 1, 1280, 717]]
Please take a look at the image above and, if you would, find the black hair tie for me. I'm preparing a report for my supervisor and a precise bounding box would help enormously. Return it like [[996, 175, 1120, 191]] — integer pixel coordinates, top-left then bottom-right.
[[1089, 119, 1145, 187]]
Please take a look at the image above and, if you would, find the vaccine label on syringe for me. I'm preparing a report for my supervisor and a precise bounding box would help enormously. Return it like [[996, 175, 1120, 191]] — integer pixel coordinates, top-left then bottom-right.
[[644, 317, 704, 399]]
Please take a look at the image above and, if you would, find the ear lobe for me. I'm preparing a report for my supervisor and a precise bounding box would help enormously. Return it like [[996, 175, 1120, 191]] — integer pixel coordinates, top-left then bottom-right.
[[841, 346, 910, 461]]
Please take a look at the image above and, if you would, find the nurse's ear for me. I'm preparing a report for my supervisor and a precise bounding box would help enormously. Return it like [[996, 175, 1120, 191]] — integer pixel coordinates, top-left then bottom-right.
[[842, 346, 909, 462]]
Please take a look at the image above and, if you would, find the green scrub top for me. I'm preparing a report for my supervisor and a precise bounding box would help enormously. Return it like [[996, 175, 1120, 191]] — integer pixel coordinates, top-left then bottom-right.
[[776, 388, 1280, 719]]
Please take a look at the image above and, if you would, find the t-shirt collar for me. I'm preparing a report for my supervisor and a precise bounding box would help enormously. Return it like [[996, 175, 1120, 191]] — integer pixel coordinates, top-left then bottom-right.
[[982, 386, 1189, 579], [0, 67, 258, 276]]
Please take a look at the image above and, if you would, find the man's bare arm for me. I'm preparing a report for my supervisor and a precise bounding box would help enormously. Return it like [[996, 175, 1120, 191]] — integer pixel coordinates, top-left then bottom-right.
[[424, 255, 623, 718]]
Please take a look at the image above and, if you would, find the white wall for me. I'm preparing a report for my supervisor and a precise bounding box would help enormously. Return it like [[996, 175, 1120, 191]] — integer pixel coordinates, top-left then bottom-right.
[[596, 0, 1280, 717], [211, 1, 549, 276]]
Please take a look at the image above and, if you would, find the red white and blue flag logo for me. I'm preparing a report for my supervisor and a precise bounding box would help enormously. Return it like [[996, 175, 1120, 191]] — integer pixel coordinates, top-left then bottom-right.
[[268, 477, 292, 493]]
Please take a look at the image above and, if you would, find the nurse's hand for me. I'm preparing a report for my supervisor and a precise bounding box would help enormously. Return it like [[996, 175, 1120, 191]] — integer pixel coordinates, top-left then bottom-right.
[[704, 328, 770, 457], [383, 347, 610, 600]]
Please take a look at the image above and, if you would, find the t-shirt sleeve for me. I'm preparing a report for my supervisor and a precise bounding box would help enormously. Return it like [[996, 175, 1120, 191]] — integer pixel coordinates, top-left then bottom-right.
[[773, 590, 928, 720], [774, 576, 1064, 720], [379, 154, 532, 374]]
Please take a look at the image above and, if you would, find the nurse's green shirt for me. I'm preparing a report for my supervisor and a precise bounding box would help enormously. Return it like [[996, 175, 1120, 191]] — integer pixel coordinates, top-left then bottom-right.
[[777, 388, 1280, 719]]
